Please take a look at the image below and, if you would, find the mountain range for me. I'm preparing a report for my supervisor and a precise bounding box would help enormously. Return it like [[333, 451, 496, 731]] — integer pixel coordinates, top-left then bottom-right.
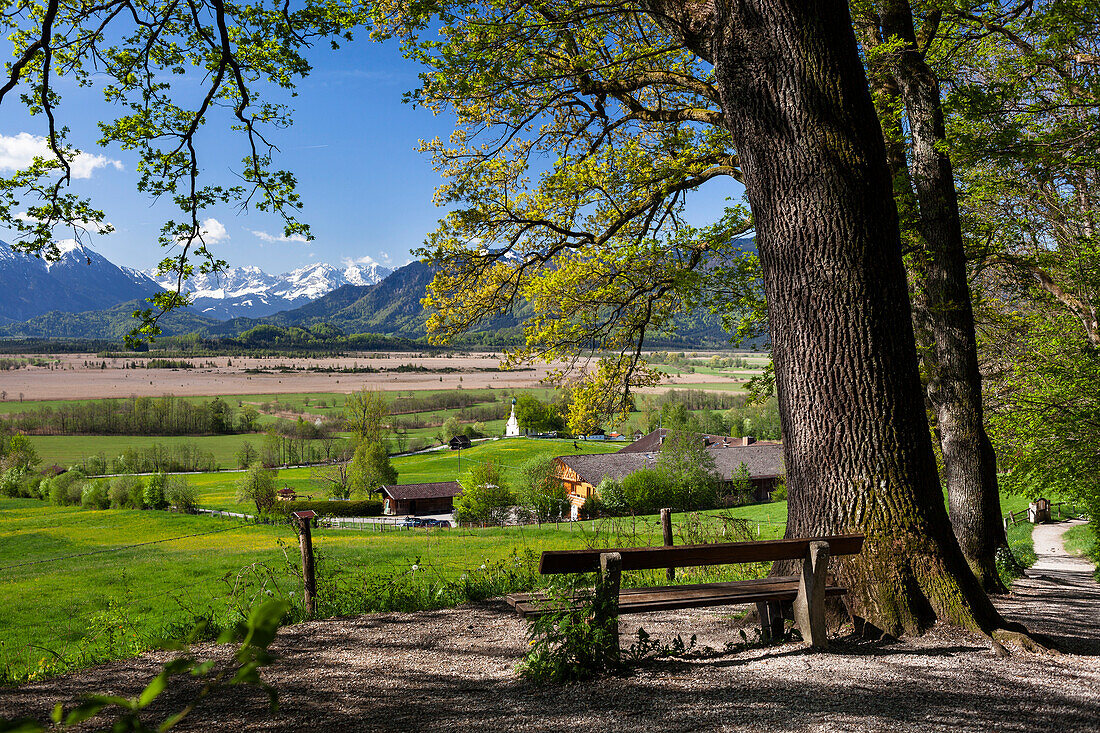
[[150, 260, 392, 319], [0, 240, 750, 347], [0, 240, 393, 324]]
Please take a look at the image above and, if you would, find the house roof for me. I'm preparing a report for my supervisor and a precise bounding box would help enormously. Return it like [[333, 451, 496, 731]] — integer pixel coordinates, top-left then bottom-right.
[[555, 442, 785, 487], [618, 428, 777, 454], [381, 481, 463, 501]]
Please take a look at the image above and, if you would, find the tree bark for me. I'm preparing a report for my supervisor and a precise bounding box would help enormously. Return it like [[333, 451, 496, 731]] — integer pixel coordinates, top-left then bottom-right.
[[872, 1, 1007, 592], [646, 0, 1003, 636]]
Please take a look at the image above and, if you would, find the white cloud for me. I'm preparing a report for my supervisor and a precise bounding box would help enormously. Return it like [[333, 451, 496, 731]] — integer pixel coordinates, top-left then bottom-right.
[[341, 255, 381, 268], [250, 229, 308, 244], [0, 132, 122, 179], [199, 218, 229, 243]]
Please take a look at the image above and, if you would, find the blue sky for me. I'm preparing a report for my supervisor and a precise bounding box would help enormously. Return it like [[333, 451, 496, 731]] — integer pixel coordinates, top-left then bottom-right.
[[0, 31, 742, 276]]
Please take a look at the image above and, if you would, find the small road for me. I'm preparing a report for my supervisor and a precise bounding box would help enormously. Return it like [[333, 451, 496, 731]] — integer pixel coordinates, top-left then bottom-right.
[[993, 519, 1100, 655]]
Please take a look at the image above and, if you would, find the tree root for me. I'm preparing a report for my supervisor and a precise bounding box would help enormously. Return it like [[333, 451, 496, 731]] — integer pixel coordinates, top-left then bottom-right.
[[989, 626, 1060, 656]]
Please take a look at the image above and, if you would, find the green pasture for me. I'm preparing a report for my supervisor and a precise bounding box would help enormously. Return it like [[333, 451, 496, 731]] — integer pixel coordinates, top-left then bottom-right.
[[27, 433, 270, 471], [0, 496, 786, 682], [188, 437, 626, 510], [0, 480, 1043, 682]]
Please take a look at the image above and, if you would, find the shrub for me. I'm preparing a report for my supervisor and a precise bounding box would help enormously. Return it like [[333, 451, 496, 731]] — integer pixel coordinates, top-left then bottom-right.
[[109, 475, 145, 509], [276, 499, 383, 517], [144, 473, 170, 509], [165, 475, 199, 513], [596, 478, 628, 515], [771, 476, 787, 501], [237, 463, 277, 512], [0, 468, 24, 497], [81, 479, 110, 510], [621, 469, 671, 514], [579, 493, 606, 520], [518, 580, 621, 683]]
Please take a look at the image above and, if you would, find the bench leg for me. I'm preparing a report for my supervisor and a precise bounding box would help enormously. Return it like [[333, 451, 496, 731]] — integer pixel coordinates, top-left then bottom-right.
[[793, 541, 831, 649], [757, 601, 785, 641], [595, 552, 622, 662]]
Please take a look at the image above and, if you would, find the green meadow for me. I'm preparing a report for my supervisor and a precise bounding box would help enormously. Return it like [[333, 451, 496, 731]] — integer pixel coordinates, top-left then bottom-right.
[[0, 496, 787, 682], [188, 437, 626, 511]]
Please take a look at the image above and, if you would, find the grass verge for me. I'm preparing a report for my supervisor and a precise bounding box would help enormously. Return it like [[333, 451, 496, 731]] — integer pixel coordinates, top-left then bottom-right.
[[1063, 523, 1099, 582]]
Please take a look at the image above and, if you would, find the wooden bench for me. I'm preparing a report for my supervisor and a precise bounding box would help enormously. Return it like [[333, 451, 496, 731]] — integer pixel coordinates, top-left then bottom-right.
[[505, 534, 864, 652]]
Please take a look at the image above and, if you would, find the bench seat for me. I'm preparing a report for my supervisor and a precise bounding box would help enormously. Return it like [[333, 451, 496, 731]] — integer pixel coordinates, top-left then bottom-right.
[[507, 575, 848, 617]]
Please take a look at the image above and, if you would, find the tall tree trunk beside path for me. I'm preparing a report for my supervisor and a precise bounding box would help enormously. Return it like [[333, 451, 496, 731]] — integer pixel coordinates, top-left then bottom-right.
[[858, 1, 1008, 593], [645, 0, 1006, 636]]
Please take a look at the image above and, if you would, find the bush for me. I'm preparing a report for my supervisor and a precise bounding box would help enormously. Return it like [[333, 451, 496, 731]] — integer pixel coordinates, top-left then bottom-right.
[[275, 499, 383, 517], [579, 494, 606, 519], [771, 476, 787, 502], [144, 473, 170, 510], [621, 469, 671, 514], [165, 475, 199, 513], [81, 479, 110, 510], [596, 478, 627, 515], [109, 475, 145, 509], [236, 463, 277, 512], [0, 468, 24, 497]]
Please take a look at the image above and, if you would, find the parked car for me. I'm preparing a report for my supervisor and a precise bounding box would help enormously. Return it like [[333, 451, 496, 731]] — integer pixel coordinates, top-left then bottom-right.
[[419, 518, 452, 528], [400, 517, 424, 528]]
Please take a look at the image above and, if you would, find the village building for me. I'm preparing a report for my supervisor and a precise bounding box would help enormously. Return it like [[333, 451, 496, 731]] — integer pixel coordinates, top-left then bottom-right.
[[448, 435, 472, 450], [553, 430, 785, 518], [380, 481, 463, 516], [505, 397, 521, 437]]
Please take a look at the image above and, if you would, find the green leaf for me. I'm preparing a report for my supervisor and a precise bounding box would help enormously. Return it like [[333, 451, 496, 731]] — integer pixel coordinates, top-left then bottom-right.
[[138, 672, 168, 708]]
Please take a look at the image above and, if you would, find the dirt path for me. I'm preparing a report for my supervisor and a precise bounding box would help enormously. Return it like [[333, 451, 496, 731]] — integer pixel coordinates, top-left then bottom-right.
[[993, 519, 1100, 655], [2, 523, 1099, 732]]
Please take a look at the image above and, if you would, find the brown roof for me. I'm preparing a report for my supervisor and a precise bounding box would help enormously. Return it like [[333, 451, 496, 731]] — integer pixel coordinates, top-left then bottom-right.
[[556, 442, 785, 486], [381, 481, 463, 501]]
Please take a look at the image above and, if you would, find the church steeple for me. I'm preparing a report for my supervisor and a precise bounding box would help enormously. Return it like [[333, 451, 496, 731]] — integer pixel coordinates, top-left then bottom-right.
[[505, 396, 520, 437]]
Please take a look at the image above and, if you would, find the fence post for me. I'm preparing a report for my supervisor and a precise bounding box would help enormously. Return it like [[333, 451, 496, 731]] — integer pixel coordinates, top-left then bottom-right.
[[660, 508, 675, 581], [294, 511, 317, 616]]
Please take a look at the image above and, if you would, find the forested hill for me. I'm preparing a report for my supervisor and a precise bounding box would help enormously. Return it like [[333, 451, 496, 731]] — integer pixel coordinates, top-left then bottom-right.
[[1, 255, 757, 348]]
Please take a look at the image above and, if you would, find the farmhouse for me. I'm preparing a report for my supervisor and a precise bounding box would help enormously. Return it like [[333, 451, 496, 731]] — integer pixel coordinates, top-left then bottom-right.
[[380, 481, 463, 516], [553, 430, 785, 518]]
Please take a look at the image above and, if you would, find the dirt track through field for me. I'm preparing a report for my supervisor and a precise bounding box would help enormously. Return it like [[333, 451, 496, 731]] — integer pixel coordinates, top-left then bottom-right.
[[4, 521, 1096, 732]]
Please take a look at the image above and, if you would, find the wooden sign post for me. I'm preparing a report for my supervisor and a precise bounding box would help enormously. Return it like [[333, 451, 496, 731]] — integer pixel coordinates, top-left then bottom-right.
[[293, 510, 318, 616]]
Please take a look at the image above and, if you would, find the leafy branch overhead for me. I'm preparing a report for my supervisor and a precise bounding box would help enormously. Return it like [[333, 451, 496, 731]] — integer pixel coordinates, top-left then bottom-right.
[[375, 0, 765, 421], [0, 0, 371, 343]]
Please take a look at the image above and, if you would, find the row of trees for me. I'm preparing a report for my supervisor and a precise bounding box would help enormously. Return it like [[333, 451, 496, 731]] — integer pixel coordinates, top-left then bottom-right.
[[2, 467, 197, 513], [3, 396, 244, 436]]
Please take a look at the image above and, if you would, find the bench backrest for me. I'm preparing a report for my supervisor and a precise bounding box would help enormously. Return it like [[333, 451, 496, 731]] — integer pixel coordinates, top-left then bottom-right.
[[538, 534, 864, 575]]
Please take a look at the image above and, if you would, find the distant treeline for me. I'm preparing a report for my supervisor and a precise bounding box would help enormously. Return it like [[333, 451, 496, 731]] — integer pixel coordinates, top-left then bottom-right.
[[390, 390, 499, 415], [2, 395, 243, 436], [0, 357, 50, 370], [654, 389, 747, 412], [79, 443, 218, 474]]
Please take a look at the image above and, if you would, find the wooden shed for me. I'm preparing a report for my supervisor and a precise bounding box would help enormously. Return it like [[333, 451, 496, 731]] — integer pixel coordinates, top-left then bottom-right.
[[380, 481, 464, 516]]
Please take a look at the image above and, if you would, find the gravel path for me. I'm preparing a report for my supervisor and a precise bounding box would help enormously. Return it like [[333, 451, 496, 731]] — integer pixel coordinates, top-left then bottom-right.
[[2, 522, 1099, 732]]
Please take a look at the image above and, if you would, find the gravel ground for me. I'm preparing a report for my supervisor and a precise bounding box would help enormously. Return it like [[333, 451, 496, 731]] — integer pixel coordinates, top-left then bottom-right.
[[2, 521, 1098, 732]]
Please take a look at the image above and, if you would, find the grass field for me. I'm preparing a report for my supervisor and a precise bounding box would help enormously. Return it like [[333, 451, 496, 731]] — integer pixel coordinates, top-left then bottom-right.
[[188, 438, 626, 510], [0, 496, 785, 682], [26, 433, 270, 470], [0, 476, 1039, 682]]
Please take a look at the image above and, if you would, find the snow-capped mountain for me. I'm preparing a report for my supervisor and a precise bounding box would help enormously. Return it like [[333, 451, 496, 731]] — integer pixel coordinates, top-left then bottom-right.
[[152, 261, 393, 319], [0, 239, 162, 323]]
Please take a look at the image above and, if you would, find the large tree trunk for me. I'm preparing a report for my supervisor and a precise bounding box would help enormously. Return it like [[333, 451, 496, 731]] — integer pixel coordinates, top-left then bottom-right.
[[648, 0, 1003, 636], [871, 1, 1008, 592]]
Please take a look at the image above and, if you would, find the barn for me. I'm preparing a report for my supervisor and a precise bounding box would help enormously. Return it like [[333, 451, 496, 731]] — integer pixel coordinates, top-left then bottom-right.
[[380, 481, 464, 516]]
